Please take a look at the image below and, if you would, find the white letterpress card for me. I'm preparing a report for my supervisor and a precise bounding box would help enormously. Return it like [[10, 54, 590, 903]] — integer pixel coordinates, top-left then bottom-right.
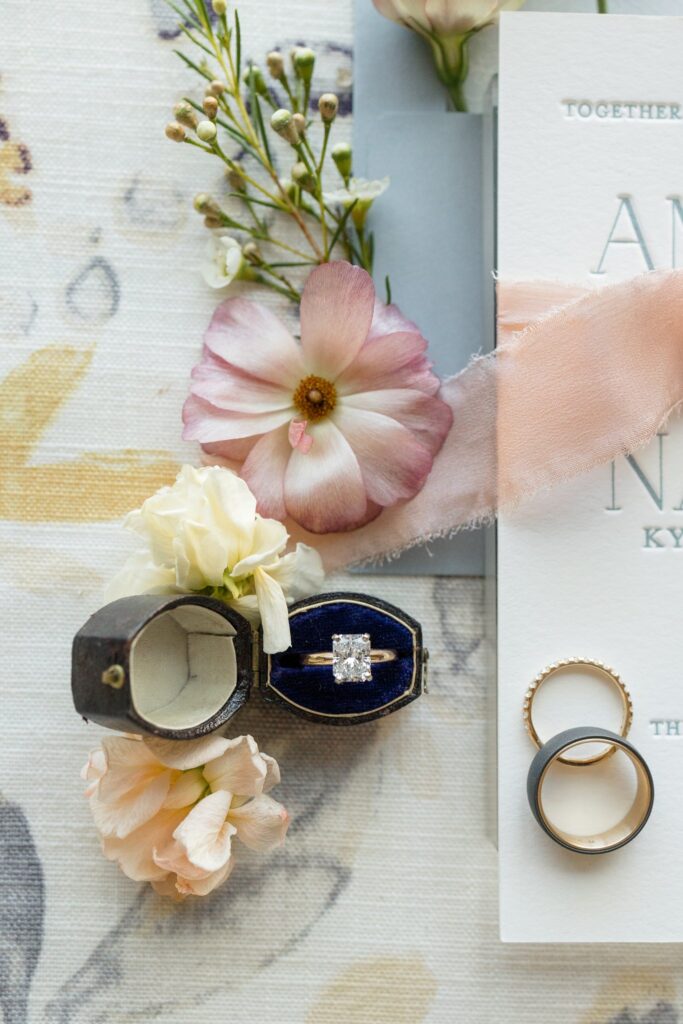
[[497, 11, 683, 942]]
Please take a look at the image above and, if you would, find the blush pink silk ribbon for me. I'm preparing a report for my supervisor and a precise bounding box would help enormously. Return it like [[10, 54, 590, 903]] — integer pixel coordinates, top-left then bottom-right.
[[288, 270, 683, 570]]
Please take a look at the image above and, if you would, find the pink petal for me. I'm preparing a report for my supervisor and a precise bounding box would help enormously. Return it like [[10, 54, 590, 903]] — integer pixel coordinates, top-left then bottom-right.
[[336, 331, 439, 396], [102, 808, 186, 882], [342, 389, 453, 456], [190, 357, 293, 414], [173, 790, 236, 873], [201, 437, 261, 463], [228, 795, 290, 852], [176, 857, 234, 896], [144, 734, 231, 770], [182, 393, 293, 442], [368, 299, 420, 340], [203, 735, 269, 797], [333, 405, 435, 506], [288, 419, 313, 453], [283, 418, 369, 533], [299, 262, 375, 378], [90, 769, 173, 839], [153, 839, 212, 880], [204, 297, 305, 388], [261, 754, 281, 793], [240, 423, 291, 521]]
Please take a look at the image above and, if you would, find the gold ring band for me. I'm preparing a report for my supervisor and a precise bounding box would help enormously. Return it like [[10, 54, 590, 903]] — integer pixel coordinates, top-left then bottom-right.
[[302, 649, 397, 666], [528, 727, 654, 854], [523, 658, 633, 765]]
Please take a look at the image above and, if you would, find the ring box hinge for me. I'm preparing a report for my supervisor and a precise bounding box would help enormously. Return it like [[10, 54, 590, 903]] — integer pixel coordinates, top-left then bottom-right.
[[251, 628, 261, 689]]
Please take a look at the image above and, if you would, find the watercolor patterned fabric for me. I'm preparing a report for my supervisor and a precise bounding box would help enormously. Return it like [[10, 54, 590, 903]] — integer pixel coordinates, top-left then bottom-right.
[[1, 1, 683, 1022]]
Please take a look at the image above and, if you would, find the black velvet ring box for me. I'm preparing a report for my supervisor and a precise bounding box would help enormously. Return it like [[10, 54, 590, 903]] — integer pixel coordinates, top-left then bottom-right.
[[71, 591, 427, 738]]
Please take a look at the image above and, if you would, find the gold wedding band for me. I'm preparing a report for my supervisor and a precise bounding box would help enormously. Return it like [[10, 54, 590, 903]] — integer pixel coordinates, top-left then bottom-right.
[[523, 658, 633, 766]]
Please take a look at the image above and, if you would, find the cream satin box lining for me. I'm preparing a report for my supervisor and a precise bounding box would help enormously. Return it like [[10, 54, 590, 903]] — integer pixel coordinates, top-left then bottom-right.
[[496, 11, 683, 943]]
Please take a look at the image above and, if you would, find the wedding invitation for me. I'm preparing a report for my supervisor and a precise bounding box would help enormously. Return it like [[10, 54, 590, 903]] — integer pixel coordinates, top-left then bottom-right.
[[497, 11, 683, 942]]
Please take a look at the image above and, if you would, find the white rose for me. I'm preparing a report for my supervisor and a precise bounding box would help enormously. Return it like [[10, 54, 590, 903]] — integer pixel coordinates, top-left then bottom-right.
[[106, 465, 325, 653]]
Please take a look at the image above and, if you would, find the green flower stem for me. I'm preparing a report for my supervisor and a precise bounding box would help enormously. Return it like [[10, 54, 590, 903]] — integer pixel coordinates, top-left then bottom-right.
[[316, 121, 331, 177], [597, 0, 609, 11], [279, 71, 298, 113], [447, 78, 467, 113], [203, 11, 324, 260], [254, 270, 301, 302]]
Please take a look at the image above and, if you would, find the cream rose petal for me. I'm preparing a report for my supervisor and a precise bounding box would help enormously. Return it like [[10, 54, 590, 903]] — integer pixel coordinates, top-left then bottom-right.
[[252, 566, 292, 654], [230, 515, 288, 575], [228, 795, 290, 852], [203, 735, 269, 797], [262, 544, 325, 604], [105, 552, 177, 602], [173, 789, 236, 873]]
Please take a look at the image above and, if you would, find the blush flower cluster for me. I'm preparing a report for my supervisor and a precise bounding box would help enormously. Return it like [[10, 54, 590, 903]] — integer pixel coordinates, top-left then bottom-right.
[[83, 733, 289, 900]]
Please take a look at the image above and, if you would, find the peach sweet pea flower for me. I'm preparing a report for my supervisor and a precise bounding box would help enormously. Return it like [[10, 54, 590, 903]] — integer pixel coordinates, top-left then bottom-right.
[[183, 262, 452, 534], [83, 733, 288, 900]]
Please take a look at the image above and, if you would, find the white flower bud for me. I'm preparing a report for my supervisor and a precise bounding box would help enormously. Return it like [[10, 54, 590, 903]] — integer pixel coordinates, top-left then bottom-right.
[[197, 120, 218, 143], [226, 168, 246, 191], [292, 112, 306, 137], [270, 108, 300, 145], [242, 240, 262, 265], [193, 193, 219, 215], [292, 47, 315, 84], [212, 0, 227, 13], [318, 93, 339, 123], [266, 51, 285, 80], [291, 161, 315, 193], [173, 102, 198, 129], [207, 79, 227, 97], [242, 65, 268, 97], [202, 95, 218, 120], [165, 121, 186, 143], [331, 141, 352, 180]]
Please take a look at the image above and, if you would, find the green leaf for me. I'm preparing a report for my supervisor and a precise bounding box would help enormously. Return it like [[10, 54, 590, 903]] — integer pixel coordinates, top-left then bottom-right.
[[234, 9, 242, 82], [327, 199, 358, 254], [248, 68, 271, 164], [384, 274, 392, 305], [178, 23, 215, 58], [174, 49, 213, 82], [228, 193, 283, 212]]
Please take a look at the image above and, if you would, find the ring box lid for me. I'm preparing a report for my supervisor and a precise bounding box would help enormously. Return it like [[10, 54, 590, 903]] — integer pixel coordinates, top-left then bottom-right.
[[72, 591, 425, 739]]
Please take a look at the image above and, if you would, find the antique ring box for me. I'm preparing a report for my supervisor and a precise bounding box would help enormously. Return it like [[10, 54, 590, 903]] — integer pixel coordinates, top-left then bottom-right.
[[72, 591, 427, 738]]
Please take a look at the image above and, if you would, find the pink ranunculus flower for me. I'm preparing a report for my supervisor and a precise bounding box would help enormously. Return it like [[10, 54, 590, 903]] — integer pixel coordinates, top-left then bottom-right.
[[183, 262, 453, 534], [83, 733, 289, 900]]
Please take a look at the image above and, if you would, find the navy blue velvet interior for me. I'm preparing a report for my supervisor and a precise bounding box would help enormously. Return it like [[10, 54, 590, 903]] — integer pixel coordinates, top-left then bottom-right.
[[266, 601, 416, 717]]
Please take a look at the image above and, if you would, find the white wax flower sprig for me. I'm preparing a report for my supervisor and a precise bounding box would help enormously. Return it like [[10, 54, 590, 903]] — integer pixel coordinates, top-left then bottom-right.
[[372, 0, 525, 111], [106, 464, 325, 653]]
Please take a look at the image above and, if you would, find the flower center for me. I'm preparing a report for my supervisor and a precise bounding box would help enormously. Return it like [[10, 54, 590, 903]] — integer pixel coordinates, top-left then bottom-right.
[[292, 374, 337, 421]]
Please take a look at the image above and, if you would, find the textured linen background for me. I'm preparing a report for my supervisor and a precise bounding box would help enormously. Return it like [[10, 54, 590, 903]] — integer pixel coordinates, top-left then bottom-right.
[[1, 2, 682, 1022]]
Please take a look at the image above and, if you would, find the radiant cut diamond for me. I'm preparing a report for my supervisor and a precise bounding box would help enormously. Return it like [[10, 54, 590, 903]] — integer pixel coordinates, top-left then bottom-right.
[[332, 633, 372, 683]]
